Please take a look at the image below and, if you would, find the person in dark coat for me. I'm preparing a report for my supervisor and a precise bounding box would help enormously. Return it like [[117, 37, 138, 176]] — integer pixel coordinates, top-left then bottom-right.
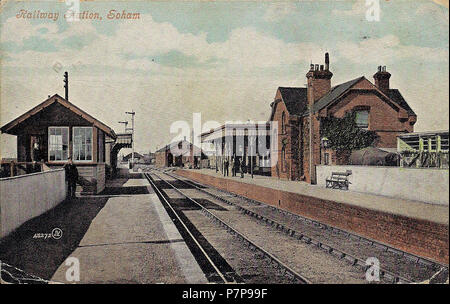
[[232, 156, 238, 177], [64, 157, 78, 199], [32, 140, 41, 162], [224, 158, 229, 176]]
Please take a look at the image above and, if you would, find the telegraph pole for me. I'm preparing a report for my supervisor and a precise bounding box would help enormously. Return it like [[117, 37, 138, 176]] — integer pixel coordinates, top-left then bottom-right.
[[126, 110, 136, 167], [64, 71, 69, 100]]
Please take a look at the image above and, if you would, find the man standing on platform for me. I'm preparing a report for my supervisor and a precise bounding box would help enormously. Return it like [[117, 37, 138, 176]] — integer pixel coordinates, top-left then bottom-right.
[[231, 156, 235, 177], [224, 158, 229, 176], [233, 156, 238, 177], [64, 157, 78, 199]]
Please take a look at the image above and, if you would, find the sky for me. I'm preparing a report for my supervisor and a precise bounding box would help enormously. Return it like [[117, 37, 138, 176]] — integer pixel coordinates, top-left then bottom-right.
[[0, 0, 448, 157]]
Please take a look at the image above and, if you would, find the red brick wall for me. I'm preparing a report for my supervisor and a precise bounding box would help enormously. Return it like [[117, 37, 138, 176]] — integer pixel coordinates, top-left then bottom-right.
[[270, 92, 300, 180], [155, 151, 167, 168], [177, 169, 449, 264], [300, 114, 322, 183], [306, 70, 332, 102], [271, 77, 415, 183], [327, 79, 414, 148]]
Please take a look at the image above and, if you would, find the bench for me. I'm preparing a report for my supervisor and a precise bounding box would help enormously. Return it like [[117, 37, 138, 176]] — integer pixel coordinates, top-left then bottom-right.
[[326, 170, 352, 190]]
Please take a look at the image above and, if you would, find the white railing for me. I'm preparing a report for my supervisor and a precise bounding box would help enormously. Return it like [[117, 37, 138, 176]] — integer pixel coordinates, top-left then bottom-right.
[[0, 169, 66, 238]]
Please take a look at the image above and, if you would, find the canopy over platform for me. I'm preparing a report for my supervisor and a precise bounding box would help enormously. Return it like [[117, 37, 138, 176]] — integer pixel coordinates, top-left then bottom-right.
[[201, 122, 272, 143]]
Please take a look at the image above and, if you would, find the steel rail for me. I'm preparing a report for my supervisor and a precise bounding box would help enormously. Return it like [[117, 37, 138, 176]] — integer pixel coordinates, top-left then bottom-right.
[[144, 173, 233, 284], [153, 170, 311, 284], [164, 170, 442, 284]]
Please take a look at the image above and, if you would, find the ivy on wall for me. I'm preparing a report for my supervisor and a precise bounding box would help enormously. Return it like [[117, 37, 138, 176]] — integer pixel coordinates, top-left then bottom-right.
[[320, 112, 378, 152]]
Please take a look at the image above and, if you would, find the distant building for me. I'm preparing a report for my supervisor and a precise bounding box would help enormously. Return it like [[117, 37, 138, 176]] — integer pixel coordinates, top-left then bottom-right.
[[0, 94, 117, 193], [142, 152, 156, 164], [200, 123, 272, 175], [155, 139, 206, 168], [269, 53, 417, 183], [397, 130, 449, 168], [123, 152, 144, 163]]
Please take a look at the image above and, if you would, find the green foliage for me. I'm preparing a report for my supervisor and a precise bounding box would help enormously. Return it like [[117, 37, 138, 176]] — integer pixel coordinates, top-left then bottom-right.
[[320, 112, 378, 152]]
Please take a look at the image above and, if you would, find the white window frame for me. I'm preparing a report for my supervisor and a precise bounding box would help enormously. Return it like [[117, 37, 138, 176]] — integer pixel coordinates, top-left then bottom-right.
[[72, 126, 94, 163], [48, 126, 69, 162], [355, 110, 370, 129]]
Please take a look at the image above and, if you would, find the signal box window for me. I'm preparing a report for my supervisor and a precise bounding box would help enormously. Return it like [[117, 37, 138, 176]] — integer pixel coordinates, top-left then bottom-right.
[[73, 127, 93, 161], [48, 127, 69, 161]]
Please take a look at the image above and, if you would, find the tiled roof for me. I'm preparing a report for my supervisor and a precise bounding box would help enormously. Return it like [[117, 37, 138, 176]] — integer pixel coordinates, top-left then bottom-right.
[[386, 89, 416, 116], [311, 77, 416, 116], [0, 94, 116, 138], [278, 87, 308, 116], [156, 140, 203, 155], [312, 77, 364, 113]]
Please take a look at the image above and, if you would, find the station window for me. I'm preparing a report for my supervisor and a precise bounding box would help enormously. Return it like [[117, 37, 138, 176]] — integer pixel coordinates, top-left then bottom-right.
[[73, 127, 93, 162], [324, 153, 330, 165], [355, 110, 369, 128], [48, 127, 69, 161]]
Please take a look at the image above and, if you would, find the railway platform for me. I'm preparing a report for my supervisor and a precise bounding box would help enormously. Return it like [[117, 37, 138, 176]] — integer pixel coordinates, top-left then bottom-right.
[[47, 173, 207, 284], [176, 168, 449, 264], [177, 168, 448, 224]]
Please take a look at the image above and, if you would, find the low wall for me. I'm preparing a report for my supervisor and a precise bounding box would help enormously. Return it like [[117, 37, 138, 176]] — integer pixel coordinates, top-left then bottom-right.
[[0, 169, 66, 239], [176, 169, 449, 264], [316, 165, 449, 205]]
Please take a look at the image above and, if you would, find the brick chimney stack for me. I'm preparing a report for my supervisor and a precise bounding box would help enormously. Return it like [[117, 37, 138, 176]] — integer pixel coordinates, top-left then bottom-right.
[[306, 52, 333, 105], [373, 65, 391, 93]]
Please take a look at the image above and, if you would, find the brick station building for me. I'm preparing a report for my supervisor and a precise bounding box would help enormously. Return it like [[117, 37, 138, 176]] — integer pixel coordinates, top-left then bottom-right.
[[269, 53, 417, 183]]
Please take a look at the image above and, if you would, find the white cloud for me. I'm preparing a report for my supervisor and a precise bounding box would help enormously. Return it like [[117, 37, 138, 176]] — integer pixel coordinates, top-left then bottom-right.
[[2, 13, 447, 78], [332, 0, 367, 17], [0, 18, 56, 43], [1, 10, 448, 156], [209, 27, 323, 69], [416, 2, 449, 23], [263, 2, 297, 22], [1, 14, 324, 73], [336, 35, 449, 64]]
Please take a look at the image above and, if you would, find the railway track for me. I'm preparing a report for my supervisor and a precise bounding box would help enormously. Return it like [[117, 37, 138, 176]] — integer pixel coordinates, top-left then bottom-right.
[[149, 170, 383, 283], [162, 169, 449, 284], [144, 172, 310, 284]]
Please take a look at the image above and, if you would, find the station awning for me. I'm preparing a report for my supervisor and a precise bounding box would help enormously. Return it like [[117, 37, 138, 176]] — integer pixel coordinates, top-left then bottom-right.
[[201, 123, 272, 143]]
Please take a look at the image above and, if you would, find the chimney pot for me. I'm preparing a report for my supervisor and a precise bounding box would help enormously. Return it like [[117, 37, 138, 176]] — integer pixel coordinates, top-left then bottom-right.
[[325, 52, 330, 70], [306, 56, 333, 104], [374, 66, 391, 92]]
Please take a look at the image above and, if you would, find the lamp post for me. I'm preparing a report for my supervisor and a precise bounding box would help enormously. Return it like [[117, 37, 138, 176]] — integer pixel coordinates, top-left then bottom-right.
[[321, 137, 329, 149], [126, 111, 135, 168], [321, 137, 330, 165]]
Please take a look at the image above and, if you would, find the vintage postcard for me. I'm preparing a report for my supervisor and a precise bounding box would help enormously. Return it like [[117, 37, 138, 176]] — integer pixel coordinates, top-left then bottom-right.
[[0, 0, 448, 295]]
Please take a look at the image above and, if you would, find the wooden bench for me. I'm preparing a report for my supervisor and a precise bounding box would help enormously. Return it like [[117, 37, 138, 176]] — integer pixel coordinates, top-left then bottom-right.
[[326, 170, 352, 190]]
